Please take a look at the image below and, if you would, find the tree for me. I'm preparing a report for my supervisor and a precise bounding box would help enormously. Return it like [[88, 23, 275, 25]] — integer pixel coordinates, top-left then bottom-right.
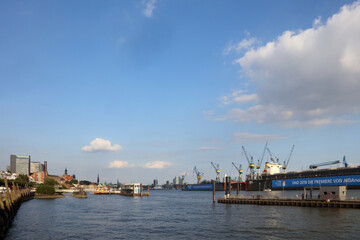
[[44, 177, 58, 186], [36, 184, 55, 194], [79, 180, 91, 185], [14, 174, 30, 187]]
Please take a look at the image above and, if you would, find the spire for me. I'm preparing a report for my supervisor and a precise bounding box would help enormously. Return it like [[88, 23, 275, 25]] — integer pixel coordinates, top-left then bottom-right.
[[65, 167, 68, 175], [97, 174, 100, 185]]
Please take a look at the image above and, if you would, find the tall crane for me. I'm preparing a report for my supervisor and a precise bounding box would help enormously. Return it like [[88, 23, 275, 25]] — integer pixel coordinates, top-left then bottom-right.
[[181, 173, 187, 185], [211, 162, 221, 182], [343, 156, 349, 167], [282, 145, 295, 173], [309, 160, 340, 169], [193, 166, 203, 184], [232, 162, 243, 182], [266, 147, 279, 163], [256, 142, 268, 177], [242, 146, 255, 179]]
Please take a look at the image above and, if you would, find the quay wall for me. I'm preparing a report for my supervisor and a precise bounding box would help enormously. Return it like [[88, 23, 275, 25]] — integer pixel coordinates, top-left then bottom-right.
[[0, 180, 33, 239]]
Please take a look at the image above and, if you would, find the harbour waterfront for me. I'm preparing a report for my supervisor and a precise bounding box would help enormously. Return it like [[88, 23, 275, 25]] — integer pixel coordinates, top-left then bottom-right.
[[5, 190, 360, 239]]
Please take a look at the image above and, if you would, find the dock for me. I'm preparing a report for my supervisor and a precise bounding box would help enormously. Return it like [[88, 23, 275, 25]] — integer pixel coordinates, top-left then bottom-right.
[[218, 197, 360, 208]]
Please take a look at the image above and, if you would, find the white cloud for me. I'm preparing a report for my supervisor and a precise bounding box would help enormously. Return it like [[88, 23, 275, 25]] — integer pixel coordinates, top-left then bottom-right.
[[220, 90, 259, 105], [142, 0, 157, 18], [82, 138, 122, 152], [233, 132, 285, 143], [108, 160, 135, 168], [223, 37, 258, 55], [142, 161, 173, 169], [219, 1, 360, 128]]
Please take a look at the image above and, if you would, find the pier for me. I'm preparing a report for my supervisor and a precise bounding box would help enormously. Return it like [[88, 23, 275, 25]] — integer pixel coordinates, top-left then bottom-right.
[[0, 178, 33, 238], [218, 197, 360, 208]]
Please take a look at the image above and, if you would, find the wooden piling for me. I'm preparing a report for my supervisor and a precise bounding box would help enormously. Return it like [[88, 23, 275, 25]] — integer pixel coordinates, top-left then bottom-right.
[[0, 194, 5, 210], [140, 184, 143, 197], [236, 181, 239, 197], [213, 182, 215, 204], [133, 185, 135, 197]]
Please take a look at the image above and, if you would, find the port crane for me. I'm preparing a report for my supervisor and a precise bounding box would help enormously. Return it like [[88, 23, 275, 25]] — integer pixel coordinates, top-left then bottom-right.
[[282, 145, 295, 173], [343, 156, 349, 167], [232, 162, 243, 182], [211, 162, 221, 182], [266, 147, 279, 163], [181, 173, 187, 185], [193, 166, 203, 184], [309, 160, 340, 169], [242, 146, 255, 179], [256, 142, 268, 177]]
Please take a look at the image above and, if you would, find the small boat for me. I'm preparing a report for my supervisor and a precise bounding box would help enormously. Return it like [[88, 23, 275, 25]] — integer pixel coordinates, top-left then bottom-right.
[[120, 183, 149, 197], [94, 185, 110, 195]]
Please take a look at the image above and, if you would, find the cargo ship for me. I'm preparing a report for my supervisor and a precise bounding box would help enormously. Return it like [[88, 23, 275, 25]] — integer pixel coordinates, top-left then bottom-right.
[[245, 156, 360, 191]]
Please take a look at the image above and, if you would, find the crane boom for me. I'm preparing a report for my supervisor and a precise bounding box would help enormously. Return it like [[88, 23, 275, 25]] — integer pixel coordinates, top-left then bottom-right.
[[232, 162, 243, 182], [309, 160, 340, 169], [257, 142, 268, 169], [211, 162, 221, 182], [242, 146, 255, 179], [282, 145, 295, 172], [193, 166, 203, 184]]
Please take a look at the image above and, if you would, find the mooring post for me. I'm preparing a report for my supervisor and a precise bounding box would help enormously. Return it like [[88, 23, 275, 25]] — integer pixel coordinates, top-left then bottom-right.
[[213, 182, 216, 204], [133, 184, 135, 197], [148, 185, 150, 196], [0, 194, 5, 210], [237, 181, 239, 198], [140, 184, 143, 197]]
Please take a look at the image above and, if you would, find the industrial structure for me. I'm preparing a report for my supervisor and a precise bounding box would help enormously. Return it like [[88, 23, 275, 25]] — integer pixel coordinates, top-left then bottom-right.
[[211, 162, 221, 182], [193, 166, 203, 184]]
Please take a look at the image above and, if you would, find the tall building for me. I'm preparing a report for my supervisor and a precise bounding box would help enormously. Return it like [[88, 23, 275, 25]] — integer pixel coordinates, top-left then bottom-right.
[[153, 179, 158, 187], [10, 155, 31, 175], [30, 162, 41, 173], [173, 176, 181, 185]]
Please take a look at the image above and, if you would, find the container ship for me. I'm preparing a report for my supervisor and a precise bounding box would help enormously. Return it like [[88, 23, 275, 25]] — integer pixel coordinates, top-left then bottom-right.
[[245, 156, 360, 191]]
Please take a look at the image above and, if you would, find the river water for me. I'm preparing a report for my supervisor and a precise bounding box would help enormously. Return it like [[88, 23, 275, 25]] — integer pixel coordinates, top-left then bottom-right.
[[5, 190, 360, 239]]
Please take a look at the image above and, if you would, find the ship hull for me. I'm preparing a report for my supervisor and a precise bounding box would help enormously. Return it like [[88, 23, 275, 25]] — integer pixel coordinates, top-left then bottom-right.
[[246, 167, 360, 191]]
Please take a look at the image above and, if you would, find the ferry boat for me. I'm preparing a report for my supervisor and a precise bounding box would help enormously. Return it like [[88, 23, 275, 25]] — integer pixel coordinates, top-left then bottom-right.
[[122, 183, 141, 195], [93, 185, 110, 195]]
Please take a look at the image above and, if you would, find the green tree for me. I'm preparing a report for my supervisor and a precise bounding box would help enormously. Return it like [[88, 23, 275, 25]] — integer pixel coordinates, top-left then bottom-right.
[[36, 184, 55, 194], [44, 177, 58, 186]]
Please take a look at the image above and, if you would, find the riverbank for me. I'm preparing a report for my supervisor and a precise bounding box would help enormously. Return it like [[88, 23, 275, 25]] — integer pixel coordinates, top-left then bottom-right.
[[34, 194, 65, 199], [0, 180, 33, 239]]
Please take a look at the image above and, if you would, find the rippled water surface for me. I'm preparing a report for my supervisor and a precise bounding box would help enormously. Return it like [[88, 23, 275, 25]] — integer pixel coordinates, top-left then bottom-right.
[[6, 190, 360, 239]]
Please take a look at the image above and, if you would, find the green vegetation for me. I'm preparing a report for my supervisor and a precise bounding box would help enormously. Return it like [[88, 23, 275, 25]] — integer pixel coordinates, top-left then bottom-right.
[[36, 184, 55, 194], [44, 177, 58, 186], [79, 180, 91, 185]]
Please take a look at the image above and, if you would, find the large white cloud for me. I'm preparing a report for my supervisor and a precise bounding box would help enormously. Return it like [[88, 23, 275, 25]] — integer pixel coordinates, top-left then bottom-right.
[[221, 1, 360, 128], [82, 138, 122, 152]]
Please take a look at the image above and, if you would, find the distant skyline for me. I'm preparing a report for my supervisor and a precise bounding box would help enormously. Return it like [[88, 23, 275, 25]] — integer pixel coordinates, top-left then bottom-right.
[[1, 0, 360, 184]]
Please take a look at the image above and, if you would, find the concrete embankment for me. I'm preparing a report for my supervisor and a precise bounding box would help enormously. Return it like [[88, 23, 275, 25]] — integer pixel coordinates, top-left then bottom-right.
[[0, 180, 33, 239]]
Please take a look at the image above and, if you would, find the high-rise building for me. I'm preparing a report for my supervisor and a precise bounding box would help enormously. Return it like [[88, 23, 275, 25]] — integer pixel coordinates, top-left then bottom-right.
[[10, 155, 31, 175], [173, 176, 181, 185], [153, 179, 159, 187], [30, 162, 41, 173]]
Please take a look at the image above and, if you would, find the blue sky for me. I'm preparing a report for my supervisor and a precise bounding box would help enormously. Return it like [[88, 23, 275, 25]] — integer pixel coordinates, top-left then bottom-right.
[[1, 0, 360, 184]]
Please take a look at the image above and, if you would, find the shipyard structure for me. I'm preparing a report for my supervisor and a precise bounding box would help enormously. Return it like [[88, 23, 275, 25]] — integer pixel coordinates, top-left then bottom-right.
[[183, 143, 360, 191]]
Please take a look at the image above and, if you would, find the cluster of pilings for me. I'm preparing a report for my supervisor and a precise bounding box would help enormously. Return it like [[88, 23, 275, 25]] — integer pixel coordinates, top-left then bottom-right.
[[0, 178, 33, 239]]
